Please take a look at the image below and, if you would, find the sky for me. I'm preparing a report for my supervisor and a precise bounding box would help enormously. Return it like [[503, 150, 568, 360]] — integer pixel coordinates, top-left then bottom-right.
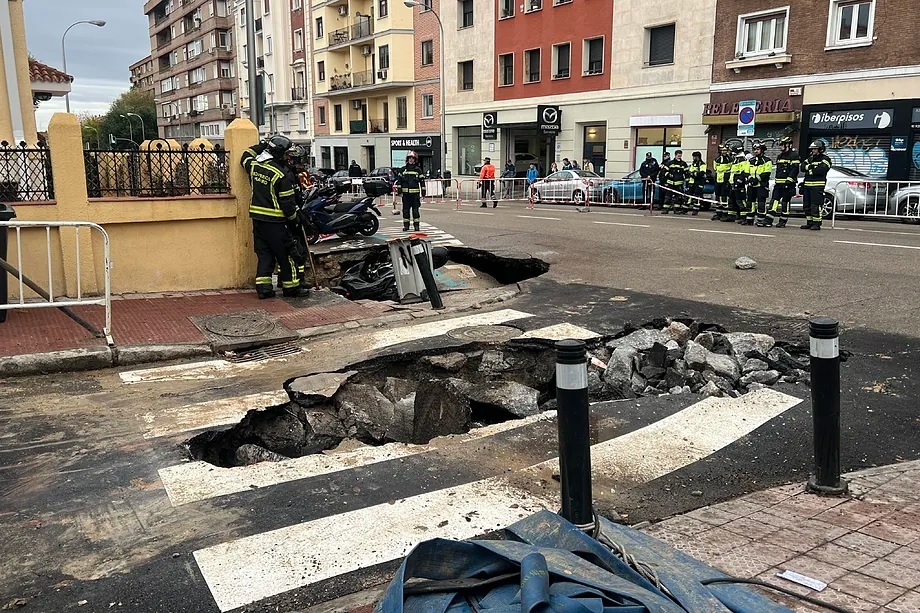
[[24, 0, 151, 130]]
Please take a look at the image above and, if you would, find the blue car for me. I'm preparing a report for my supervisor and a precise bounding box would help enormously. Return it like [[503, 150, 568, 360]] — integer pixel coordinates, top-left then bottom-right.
[[600, 170, 715, 207]]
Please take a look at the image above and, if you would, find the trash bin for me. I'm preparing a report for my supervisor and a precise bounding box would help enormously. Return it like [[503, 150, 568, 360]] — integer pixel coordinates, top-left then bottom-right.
[[0, 203, 16, 323]]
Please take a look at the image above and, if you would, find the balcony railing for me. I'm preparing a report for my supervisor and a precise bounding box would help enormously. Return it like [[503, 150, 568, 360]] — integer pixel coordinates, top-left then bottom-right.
[[352, 70, 373, 87], [330, 73, 352, 90], [328, 26, 349, 47], [351, 17, 373, 40], [350, 120, 367, 134], [154, 12, 169, 25], [369, 118, 388, 133], [291, 87, 307, 101]]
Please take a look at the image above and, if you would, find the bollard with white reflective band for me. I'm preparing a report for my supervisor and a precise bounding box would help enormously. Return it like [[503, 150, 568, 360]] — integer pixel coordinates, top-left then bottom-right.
[[555, 339, 594, 530], [806, 317, 848, 495], [409, 237, 443, 310]]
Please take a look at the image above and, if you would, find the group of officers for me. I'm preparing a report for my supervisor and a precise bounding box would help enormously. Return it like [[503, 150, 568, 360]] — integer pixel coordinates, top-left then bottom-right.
[[640, 137, 833, 230]]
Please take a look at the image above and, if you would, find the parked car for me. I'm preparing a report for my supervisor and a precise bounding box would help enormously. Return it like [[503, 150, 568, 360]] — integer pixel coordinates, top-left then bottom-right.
[[366, 166, 397, 188], [329, 169, 355, 190], [600, 170, 715, 206], [786, 166, 888, 218], [474, 153, 541, 176], [886, 183, 920, 223], [530, 170, 604, 204]]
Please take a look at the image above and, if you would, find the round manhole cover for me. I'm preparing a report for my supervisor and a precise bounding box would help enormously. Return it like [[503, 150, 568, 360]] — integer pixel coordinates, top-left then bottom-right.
[[204, 313, 276, 338], [447, 325, 522, 343]]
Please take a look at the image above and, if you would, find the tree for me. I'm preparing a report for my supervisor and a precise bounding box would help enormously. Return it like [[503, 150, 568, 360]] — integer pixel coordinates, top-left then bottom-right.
[[78, 112, 104, 148], [97, 88, 157, 149]]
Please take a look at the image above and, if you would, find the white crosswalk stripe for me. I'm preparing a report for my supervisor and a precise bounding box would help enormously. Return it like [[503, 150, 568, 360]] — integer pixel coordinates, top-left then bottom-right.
[[376, 221, 464, 246]]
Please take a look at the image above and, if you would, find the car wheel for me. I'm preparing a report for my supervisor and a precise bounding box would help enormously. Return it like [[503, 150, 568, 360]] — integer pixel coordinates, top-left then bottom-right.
[[898, 197, 920, 224], [533, 189, 543, 203], [572, 189, 585, 205], [822, 193, 835, 220]]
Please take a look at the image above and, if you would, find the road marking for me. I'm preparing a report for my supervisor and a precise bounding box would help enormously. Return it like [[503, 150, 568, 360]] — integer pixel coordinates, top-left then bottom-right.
[[591, 210, 649, 217], [141, 391, 290, 439], [367, 308, 533, 350], [119, 360, 271, 384], [593, 221, 650, 228], [836, 227, 920, 237], [518, 323, 601, 341], [159, 412, 557, 506], [834, 240, 920, 251], [516, 215, 560, 221], [457, 210, 494, 215], [687, 228, 774, 238]]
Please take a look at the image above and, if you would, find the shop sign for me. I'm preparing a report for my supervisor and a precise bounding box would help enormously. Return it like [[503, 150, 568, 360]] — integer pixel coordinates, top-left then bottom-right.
[[389, 136, 434, 150], [892, 136, 908, 152], [703, 98, 794, 116], [482, 112, 497, 140], [537, 105, 561, 137], [809, 109, 894, 130]]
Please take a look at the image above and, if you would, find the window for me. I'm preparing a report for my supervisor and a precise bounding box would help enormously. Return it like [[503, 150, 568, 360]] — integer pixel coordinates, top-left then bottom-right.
[[737, 10, 787, 56], [421, 94, 434, 118], [379, 0, 388, 18], [421, 40, 434, 66], [219, 60, 233, 78], [554, 0, 571, 5], [292, 0, 302, 8], [190, 66, 206, 84], [317, 60, 325, 81], [552, 42, 570, 78], [317, 106, 326, 125], [264, 0, 270, 14], [315, 17, 323, 38], [265, 35, 272, 55], [499, 53, 514, 86], [422, 0, 432, 10], [379, 45, 390, 70], [333, 104, 343, 131], [500, 0, 514, 18], [186, 38, 203, 59], [828, 0, 874, 47], [298, 111, 306, 129], [583, 37, 604, 74], [217, 0, 228, 16], [524, 48, 540, 83], [459, 0, 473, 28], [294, 29, 303, 51], [458, 60, 473, 90], [645, 24, 673, 66], [457, 126, 481, 174], [396, 96, 408, 129], [526, 0, 542, 12], [218, 30, 231, 49]]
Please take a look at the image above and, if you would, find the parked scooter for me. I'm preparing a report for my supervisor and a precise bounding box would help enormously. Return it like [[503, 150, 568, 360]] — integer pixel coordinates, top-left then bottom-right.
[[297, 181, 387, 244], [333, 246, 449, 301]]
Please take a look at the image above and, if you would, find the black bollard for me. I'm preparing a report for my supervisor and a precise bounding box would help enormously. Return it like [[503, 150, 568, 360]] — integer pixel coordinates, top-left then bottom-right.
[[555, 339, 594, 529], [806, 317, 848, 495], [409, 237, 443, 310]]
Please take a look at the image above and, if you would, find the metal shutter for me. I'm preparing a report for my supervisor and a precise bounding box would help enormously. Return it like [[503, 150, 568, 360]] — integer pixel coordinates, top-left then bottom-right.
[[819, 134, 891, 178]]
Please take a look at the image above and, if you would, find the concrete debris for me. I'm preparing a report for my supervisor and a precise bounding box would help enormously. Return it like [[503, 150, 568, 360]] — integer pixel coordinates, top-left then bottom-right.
[[734, 256, 757, 270], [235, 444, 289, 466], [608, 329, 671, 351], [412, 378, 472, 444], [740, 369, 782, 387], [664, 321, 692, 345], [724, 332, 775, 359], [699, 380, 723, 398], [604, 345, 640, 395], [422, 352, 468, 372], [333, 383, 396, 444], [466, 381, 540, 418], [478, 350, 512, 375], [285, 370, 358, 407], [742, 358, 771, 374]]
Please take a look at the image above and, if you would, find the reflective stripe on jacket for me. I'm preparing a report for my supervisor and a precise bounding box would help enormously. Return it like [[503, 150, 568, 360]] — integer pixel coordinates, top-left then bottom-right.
[[241, 145, 298, 222], [802, 154, 832, 187], [714, 155, 733, 184], [748, 155, 773, 186], [775, 149, 799, 183]]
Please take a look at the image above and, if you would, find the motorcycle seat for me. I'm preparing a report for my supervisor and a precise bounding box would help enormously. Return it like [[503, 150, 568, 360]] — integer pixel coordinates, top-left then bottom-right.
[[327, 201, 358, 213]]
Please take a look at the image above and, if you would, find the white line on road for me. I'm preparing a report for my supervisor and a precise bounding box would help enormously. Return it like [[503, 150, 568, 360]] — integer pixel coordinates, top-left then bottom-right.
[[141, 390, 290, 439], [457, 210, 495, 215], [836, 227, 920, 237], [834, 240, 920, 250], [119, 359, 272, 384], [593, 221, 650, 228], [687, 228, 774, 238], [367, 308, 533, 350], [516, 215, 561, 221]]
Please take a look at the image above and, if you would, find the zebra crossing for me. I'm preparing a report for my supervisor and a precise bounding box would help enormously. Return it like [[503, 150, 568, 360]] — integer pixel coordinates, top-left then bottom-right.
[[375, 220, 464, 246], [138, 310, 804, 612]]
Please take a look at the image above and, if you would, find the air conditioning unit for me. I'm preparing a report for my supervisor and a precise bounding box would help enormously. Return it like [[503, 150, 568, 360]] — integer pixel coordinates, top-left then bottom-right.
[[361, 45, 372, 56], [338, 5, 347, 16], [351, 99, 362, 110], [376, 70, 387, 80], [190, 109, 201, 116]]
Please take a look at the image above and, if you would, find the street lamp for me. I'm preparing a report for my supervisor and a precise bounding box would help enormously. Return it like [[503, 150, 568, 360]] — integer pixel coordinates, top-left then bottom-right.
[[119, 114, 135, 145], [61, 20, 107, 113], [404, 0, 446, 179], [127, 112, 146, 143]]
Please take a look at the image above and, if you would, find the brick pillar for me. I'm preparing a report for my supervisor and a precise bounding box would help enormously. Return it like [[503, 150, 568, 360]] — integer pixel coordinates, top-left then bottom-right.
[[223, 118, 259, 287]]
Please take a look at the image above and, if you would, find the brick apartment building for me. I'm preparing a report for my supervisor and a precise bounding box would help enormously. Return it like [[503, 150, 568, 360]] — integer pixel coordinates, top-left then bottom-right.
[[707, 0, 920, 181], [129, 55, 157, 98]]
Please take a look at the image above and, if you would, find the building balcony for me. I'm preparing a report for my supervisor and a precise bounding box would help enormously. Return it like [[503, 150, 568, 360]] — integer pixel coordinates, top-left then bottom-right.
[[291, 87, 307, 101], [326, 17, 374, 49], [369, 118, 388, 133], [350, 119, 367, 134], [318, 69, 407, 97]]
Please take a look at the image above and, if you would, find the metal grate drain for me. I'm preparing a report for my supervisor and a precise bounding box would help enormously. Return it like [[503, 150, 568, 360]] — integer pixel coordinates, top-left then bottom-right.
[[447, 325, 523, 343], [223, 342, 302, 364]]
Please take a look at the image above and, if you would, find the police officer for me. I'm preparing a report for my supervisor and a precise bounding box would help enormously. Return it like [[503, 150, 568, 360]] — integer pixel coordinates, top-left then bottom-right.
[[759, 136, 798, 228], [397, 150, 424, 232], [728, 145, 749, 223], [712, 144, 732, 221], [801, 140, 832, 230], [662, 150, 688, 214], [745, 141, 773, 226], [687, 151, 706, 216], [639, 152, 659, 204], [241, 135, 312, 299]]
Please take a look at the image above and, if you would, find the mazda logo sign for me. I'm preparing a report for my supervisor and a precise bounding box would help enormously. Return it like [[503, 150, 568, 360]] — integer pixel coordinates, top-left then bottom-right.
[[425, 136, 432, 148], [542, 107, 558, 124], [483, 114, 495, 127]]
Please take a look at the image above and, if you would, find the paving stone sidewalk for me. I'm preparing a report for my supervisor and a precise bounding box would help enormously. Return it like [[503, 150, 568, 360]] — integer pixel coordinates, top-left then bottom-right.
[[642, 461, 920, 612]]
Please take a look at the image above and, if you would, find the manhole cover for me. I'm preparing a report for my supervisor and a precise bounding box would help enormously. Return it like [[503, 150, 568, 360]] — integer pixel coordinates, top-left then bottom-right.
[[447, 325, 522, 343], [204, 313, 276, 338]]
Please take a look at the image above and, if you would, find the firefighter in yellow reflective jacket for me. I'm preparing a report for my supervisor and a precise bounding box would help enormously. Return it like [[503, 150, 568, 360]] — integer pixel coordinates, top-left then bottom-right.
[[712, 144, 733, 221], [745, 141, 773, 226], [241, 135, 312, 299], [728, 146, 749, 223], [760, 136, 798, 228], [686, 151, 707, 216], [397, 151, 424, 232], [801, 140, 832, 231]]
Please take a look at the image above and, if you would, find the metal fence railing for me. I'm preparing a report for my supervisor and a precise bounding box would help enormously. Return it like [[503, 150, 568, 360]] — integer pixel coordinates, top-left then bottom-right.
[[84, 142, 230, 199], [0, 140, 54, 201], [829, 179, 920, 227]]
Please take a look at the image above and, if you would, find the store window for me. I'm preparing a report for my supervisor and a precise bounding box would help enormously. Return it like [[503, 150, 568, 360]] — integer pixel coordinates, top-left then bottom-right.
[[457, 126, 482, 175], [634, 127, 682, 169]]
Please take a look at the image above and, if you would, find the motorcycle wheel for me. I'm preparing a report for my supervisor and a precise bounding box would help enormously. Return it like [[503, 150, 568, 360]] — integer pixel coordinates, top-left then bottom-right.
[[358, 213, 380, 236], [337, 228, 359, 238]]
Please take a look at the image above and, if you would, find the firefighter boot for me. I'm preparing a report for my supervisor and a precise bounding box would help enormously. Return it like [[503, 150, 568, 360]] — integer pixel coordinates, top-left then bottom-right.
[[776, 219, 787, 228]]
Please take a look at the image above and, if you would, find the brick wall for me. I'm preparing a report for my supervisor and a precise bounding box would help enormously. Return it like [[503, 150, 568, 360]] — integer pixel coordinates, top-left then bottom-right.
[[713, 0, 920, 84], [413, 0, 441, 132], [314, 101, 329, 135], [291, 3, 306, 62]]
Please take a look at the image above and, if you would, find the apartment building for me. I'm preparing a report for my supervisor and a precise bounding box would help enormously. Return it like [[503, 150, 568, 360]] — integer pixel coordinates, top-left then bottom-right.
[[709, 0, 920, 181], [444, 0, 716, 178], [144, 0, 238, 143], [233, 0, 312, 146], [310, 0, 441, 174], [129, 55, 158, 98]]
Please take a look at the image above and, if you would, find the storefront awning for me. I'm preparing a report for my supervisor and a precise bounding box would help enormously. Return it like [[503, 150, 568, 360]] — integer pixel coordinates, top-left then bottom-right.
[[702, 112, 799, 126]]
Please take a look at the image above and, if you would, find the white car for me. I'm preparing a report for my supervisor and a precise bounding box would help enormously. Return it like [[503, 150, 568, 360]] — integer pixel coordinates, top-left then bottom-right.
[[530, 170, 604, 205]]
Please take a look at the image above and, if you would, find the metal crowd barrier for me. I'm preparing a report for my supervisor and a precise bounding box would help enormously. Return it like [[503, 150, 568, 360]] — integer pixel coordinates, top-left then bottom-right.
[[829, 179, 920, 228], [0, 221, 113, 343]]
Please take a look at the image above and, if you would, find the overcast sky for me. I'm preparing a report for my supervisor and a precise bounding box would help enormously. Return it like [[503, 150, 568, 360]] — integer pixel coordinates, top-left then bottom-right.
[[25, 0, 150, 130]]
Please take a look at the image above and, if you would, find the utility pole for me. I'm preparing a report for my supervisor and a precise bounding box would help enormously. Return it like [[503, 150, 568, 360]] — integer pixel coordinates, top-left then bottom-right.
[[245, 0, 264, 128]]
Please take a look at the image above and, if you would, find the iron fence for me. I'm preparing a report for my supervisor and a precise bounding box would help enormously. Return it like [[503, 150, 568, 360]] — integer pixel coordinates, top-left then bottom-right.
[[84, 142, 230, 198], [0, 140, 54, 201]]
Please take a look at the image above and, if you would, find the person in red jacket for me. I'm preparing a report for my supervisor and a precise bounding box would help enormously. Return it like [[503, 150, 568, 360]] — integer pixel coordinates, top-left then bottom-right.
[[478, 157, 498, 208]]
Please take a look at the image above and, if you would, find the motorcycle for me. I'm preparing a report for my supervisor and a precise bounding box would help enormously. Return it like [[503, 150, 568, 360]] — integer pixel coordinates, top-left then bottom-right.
[[333, 246, 450, 301], [297, 180, 387, 245]]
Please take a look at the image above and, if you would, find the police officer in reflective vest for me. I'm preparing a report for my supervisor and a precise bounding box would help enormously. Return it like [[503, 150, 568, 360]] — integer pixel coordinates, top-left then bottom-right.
[[662, 150, 688, 214], [397, 150, 423, 232], [241, 135, 312, 299], [745, 141, 773, 226], [760, 136, 798, 228], [687, 151, 706, 216], [712, 144, 733, 221], [729, 146, 749, 223], [801, 140, 832, 231]]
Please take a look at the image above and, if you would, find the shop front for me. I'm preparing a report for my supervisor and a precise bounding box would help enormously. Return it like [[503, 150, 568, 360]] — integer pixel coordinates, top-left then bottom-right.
[[630, 114, 683, 171], [389, 135, 442, 177], [702, 88, 803, 164]]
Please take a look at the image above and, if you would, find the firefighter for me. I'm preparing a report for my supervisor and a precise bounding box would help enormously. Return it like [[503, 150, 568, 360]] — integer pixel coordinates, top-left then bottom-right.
[[687, 151, 707, 216], [745, 141, 773, 226], [712, 144, 732, 221], [241, 135, 312, 299], [800, 140, 832, 230], [760, 136, 798, 228], [662, 150, 688, 214], [397, 150, 424, 232], [728, 145, 749, 223], [282, 145, 314, 288]]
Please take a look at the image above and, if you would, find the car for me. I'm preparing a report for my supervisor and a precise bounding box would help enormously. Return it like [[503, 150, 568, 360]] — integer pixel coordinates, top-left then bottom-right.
[[474, 153, 541, 177], [885, 183, 920, 223], [786, 166, 888, 218], [599, 170, 715, 207], [329, 169, 358, 190], [366, 166, 397, 188], [530, 170, 604, 204]]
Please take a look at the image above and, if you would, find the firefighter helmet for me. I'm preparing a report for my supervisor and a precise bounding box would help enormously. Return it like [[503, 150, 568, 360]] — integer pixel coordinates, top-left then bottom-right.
[[809, 140, 826, 152], [731, 144, 744, 155], [752, 140, 765, 151], [779, 136, 794, 147], [692, 151, 702, 158], [266, 134, 293, 158], [406, 150, 418, 162]]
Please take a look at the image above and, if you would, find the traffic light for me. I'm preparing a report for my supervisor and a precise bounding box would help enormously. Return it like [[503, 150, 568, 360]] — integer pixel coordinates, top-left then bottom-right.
[[109, 134, 116, 147]]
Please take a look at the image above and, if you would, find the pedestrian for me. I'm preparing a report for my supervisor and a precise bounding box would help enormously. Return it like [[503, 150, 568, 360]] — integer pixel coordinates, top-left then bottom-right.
[[760, 136, 798, 228], [396, 150, 424, 231], [800, 140, 832, 230], [582, 158, 594, 173], [687, 151, 706, 216], [728, 146, 749, 223], [662, 150, 688, 214], [526, 162, 539, 187], [562, 158, 572, 170], [712, 144, 732, 221], [478, 156, 498, 208], [240, 135, 312, 299], [550, 161, 559, 173], [745, 141, 773, 225], [501, 159, 516, 199], [348, 159, 362, 177], [639, 152, 659, 204]]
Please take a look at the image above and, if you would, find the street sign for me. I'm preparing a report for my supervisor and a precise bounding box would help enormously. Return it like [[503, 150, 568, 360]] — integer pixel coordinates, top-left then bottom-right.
[[737, 100, 756, 137], [482, 112, 497, 140], [537, 105, 561, 137]]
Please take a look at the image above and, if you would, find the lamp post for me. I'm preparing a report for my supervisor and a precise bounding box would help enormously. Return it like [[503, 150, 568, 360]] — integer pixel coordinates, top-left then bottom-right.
[[127, 112, 146, 143], [61, 20, 107, 113], [404, 0, 446, 179], [119, 114, 135, 145]]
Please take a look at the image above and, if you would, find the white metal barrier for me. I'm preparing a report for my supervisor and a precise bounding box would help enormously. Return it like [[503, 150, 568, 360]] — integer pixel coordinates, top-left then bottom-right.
[[830, 179, 920, 227], [0, 221, 112, 342]]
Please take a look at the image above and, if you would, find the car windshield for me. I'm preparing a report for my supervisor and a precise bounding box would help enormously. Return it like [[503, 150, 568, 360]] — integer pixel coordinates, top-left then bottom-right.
[[574, 170, 600, 178], [831, 166, 869, 178], [624, 170, 640, 180]]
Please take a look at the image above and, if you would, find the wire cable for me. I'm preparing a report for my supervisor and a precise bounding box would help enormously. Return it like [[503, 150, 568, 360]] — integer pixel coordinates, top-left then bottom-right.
[[700, 577, 855, 613]]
